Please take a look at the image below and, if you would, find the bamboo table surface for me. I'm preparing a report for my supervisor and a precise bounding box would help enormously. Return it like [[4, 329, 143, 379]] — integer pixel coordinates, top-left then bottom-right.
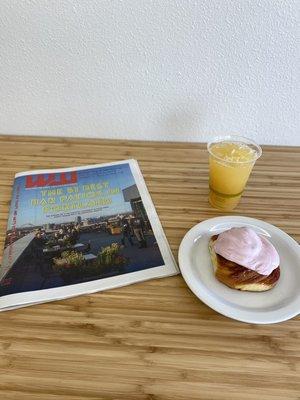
[[0, 135, 299, 400]]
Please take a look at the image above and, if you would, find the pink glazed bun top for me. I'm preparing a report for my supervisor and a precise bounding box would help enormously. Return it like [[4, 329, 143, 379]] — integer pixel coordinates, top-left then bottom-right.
[[213, 227, 280, 276]]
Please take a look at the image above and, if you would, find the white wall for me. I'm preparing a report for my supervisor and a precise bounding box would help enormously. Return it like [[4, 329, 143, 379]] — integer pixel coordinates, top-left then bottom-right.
[[0, 0, 299, 145]]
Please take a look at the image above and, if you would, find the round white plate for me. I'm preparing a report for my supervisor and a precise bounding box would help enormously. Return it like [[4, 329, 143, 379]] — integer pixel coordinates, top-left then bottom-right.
[[178, 216, 300, 324]]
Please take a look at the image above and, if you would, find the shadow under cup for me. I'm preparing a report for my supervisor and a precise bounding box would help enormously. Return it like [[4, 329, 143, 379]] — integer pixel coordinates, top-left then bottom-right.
[[207, 136, 262, 211]]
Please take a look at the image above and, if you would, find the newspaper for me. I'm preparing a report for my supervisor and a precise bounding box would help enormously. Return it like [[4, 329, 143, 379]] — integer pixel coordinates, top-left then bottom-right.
[[0, 160, 178, 311]]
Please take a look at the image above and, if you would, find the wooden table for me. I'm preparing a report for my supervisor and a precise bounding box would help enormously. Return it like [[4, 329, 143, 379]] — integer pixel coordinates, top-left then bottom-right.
[[0, 135, 299, 400]]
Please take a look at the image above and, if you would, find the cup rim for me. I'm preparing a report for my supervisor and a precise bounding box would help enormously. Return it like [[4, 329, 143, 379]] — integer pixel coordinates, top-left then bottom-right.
[[207, 135, 262, 164]]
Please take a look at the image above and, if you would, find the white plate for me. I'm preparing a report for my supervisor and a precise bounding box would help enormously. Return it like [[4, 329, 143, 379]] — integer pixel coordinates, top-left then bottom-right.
[[178, 216, 300, 324]]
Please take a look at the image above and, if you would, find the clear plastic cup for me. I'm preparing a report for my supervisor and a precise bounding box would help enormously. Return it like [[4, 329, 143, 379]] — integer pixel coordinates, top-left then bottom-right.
[[207, 136, 262, 211]]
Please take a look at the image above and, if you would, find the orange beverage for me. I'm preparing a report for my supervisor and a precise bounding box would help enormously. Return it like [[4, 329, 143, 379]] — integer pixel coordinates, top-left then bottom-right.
[[207, 136, 262, 211]]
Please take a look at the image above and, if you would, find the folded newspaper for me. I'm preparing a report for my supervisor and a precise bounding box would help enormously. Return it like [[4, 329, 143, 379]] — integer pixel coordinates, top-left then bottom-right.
[[0, 160, 178, 311]]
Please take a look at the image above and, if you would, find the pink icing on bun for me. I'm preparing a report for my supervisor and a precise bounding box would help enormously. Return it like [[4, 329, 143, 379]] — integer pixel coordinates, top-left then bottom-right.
[[213, 227, 280, 276]]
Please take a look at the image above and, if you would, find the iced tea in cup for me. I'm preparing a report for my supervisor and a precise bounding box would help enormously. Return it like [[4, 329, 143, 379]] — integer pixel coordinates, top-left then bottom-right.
[[207, 136, 262, 211]]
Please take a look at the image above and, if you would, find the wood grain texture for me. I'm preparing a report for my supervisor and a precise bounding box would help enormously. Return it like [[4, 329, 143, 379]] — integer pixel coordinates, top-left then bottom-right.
[[0, 135, 299, 400]]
